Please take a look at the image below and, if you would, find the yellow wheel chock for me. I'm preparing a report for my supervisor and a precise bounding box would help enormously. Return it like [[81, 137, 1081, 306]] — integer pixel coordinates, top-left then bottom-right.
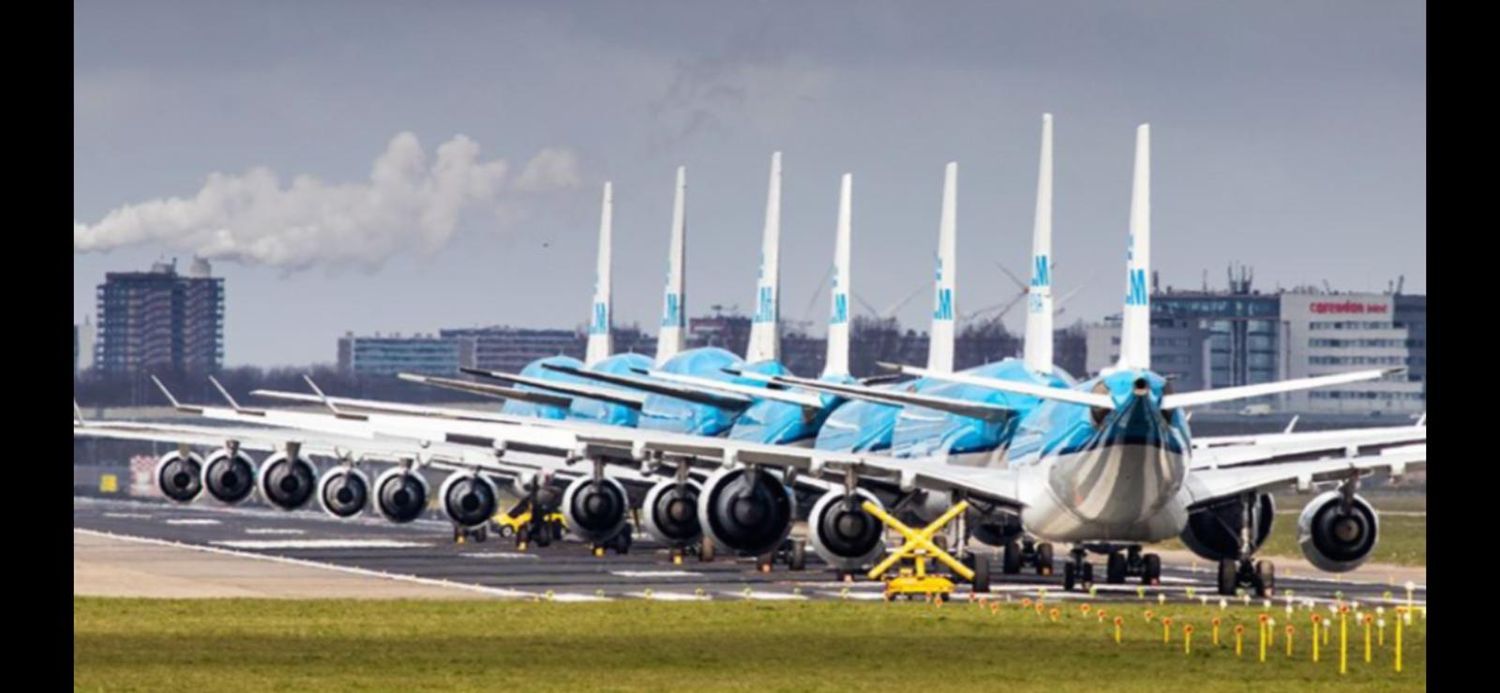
[[863, 500, 973, 600]]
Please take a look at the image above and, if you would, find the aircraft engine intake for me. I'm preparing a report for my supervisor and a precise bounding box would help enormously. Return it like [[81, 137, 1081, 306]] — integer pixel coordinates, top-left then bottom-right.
[[1297, 490, 1379, 572], [202, 448, 257, 504], [1180, 493, 1275, 561], [316, 467, 370, 518], [154, 451, 204, 503], [257, 453, 317, 510], [440, 471, 500, 528], [561, 475, 629, 543], [374, 467, 429, 523], [640, 479, 702, 546], [807, 489, 885, 571], [698, 467, 796, 556]]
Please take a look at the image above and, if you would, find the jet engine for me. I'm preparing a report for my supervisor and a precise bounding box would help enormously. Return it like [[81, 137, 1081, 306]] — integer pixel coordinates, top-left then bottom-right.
[[154, 450, 204, 503], [374, 467, 429, 523], [439, 471, 500, 529], [1180, 493, 1276, 561], [256, 452, 316, 510], [201, 448, 257, 504], [1297, 490, 1379, 572], [561, 475, 629, 543], [807, 489, 885, 571], [316, 467, 370, 518], [640, 479, 702, 546], [698, 467, 796, 556]]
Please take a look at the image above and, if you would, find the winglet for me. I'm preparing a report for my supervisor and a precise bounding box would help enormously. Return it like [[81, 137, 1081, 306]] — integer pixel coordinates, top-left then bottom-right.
[[1023, 114, 1055, 375], [1415, 412, 1426, 427], [302, 375, 343, 416], [73, 400, 85, 425], [149, 374, 204, 414], [928, 162, 958, 373], [1283, 415, 1300, 434]]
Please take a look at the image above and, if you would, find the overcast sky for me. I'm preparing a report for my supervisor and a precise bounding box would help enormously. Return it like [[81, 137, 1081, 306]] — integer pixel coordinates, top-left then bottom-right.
[[74, 1, 1425, 367]]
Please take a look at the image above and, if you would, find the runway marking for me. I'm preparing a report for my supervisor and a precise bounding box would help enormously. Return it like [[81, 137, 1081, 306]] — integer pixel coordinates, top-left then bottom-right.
[[820, 591, 886, 601], [610, 570, 704, 578], [102, 512, 152, 519], [74, 528, 533, 599], [734, 591, 807, 601], [631, 591, 709, 601], [244, 528, 306, 536], [165, 518, 220, 526], [460, 552, 540, 560], [213, 539, 428, 550]]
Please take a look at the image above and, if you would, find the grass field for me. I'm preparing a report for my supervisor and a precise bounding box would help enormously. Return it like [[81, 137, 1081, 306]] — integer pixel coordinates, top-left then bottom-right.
[[75, 598, 1425, 692], [1157, 494, 1427, 567]]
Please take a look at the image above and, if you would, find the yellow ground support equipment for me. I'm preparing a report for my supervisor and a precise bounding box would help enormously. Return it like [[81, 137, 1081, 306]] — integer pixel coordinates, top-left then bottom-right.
[[864, 500, 973, 601]]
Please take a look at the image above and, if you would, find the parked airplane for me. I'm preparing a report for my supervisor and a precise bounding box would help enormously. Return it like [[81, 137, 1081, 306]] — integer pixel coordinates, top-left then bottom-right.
[[74, 122, 1426, 594]]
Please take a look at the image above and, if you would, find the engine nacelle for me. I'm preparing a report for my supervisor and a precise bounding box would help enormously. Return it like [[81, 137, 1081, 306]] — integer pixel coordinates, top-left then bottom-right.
[[1297, 490, 1379, 572], [154, 451, 204, 503], [561, 475, 629, 543], [1180, 493, 1276, 562], [640, 479, 702, 546], [807, 489, 885, 571], [698, 467, 796, 556], [316, 467, 370, 518], [256, 453, 317, 510], [439, 471, 500, 528], [201, 448, 257, 504], [374, 467, 429, 523], [970, 511, 1024, 547]]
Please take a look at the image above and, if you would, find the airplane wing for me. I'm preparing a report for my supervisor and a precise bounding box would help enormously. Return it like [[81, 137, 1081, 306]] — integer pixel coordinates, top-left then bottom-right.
[[1190, 424, 1427, 470], [1161, 368, 1400, 410], [1185, 445, 1425, 505], [889, 364, 1116, 410], [393, 373, 576, 409], [573, 427, 1023, 508], [458, 368, 648, 409], [1192, 421, 1424, 449], [540, 363, 753, 411], [641, 369, 825, 411], [757, 373, 1014, 423]]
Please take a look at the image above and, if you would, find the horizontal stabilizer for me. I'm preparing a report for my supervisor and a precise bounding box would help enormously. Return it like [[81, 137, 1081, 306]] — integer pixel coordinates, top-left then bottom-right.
[[643, 369, 825, 410], [460, 367, 648, 408], [1160, 368, 1399, 410], [397, 374, 578, 409], [540, 363, 752, 411], [886, 363, 1116, 410], [767, 373, 1014, 422]]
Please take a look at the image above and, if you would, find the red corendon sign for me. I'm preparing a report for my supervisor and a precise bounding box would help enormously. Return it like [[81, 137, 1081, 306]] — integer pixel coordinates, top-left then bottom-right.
[[1309, 301, 1389, 314]]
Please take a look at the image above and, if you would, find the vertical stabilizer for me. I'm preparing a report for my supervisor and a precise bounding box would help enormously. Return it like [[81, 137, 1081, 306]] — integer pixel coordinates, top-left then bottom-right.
[[1118, 124, 1152, 371], [656, 167, 687, 364], [585, 182, 613, 365], [927, 162, 958, 373], [746, 152, 783, 364], [823, 173, 853, 378], [1023, 114, 1055, 375]]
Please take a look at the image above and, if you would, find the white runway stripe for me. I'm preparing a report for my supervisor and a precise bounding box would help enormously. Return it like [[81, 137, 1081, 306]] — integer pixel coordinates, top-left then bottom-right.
[[102, 512, 152, 519], [244, 528, 306, 535], [74, 528, 532, 599], [165, 518, 220, 526], [460, 552, 539, 560], [731, 590, 807, 601], [631, 591, 709, 601], [213, 539, 427, 550], [610, 570, 703, 578]]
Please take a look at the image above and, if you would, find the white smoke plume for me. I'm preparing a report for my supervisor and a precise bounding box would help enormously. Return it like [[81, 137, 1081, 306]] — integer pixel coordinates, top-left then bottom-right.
[[74, 133, 581, 271]]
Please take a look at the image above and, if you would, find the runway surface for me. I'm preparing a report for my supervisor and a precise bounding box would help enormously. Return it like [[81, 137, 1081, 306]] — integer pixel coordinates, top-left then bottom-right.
[[75, 496, 1426, 606]]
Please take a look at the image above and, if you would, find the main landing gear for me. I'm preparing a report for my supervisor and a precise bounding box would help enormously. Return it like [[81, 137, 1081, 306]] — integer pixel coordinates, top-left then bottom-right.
[[1001, 538, 1055, 577], [1217, 491, 1276, 597], [1060, 545, 1161, 592]]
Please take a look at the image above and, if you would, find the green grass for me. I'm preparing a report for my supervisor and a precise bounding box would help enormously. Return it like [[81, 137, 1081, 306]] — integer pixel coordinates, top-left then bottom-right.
[[75, 598, 1425, 692], [1158, 494, 1427, 567]]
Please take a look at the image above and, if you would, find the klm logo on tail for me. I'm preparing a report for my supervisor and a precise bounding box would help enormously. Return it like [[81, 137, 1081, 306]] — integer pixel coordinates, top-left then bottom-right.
[[661, 293, 681, 327], [754, 286, 775, 323], [1125, 269, 1148, 306], [590, 302, 609, 335], [1031, 255, 1051, 288], [934, 288, 954, 321]]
